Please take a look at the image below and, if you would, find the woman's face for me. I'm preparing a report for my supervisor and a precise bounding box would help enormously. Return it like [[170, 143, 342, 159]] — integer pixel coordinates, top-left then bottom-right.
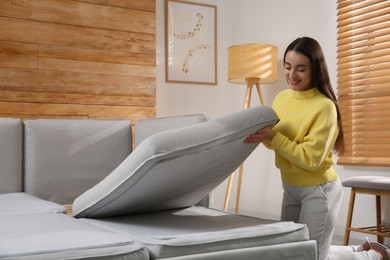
[[284, 50, 313, 91]]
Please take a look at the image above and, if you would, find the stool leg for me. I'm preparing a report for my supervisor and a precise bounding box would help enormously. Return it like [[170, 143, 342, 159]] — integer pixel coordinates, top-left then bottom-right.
[[376, 195, 384, 244], [344, 188, 356, 245]]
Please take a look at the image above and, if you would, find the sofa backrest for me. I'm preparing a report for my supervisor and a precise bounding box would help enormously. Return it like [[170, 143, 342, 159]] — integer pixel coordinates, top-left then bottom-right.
[[23, 118, 132, 204], [0, 118, 23, 193]]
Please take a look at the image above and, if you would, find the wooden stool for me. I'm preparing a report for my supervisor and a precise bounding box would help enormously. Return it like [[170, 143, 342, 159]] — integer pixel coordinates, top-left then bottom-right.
[[342, 176, 390, 245]]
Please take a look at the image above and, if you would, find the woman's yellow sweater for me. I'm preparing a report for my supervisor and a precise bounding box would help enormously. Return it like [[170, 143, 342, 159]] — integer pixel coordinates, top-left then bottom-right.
[[264, 87, 339, 186]]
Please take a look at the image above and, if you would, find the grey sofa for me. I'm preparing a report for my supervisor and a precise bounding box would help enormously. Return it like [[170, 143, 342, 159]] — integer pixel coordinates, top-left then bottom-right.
[[0, 106, 317, 260]]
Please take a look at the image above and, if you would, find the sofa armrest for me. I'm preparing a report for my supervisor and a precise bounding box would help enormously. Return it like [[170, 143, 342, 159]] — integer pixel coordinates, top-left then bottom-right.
[[0, 117, 22, 193]]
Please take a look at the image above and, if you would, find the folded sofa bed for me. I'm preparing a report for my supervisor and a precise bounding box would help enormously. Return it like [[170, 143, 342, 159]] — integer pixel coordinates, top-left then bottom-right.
[[0, 106, 318, 259]]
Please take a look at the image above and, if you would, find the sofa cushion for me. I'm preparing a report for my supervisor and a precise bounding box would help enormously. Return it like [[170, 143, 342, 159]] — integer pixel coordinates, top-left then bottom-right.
[[134, 114, 206, 147], [134, 114, 210, 207], [73, 106, 279, 218], [160, 241, 318, 260], [0, 193, 66, 215], [24, 118, 132, 204], [0, 117, 22, 193], [0, 213, 149, 260], [82, 206, 309, 259]]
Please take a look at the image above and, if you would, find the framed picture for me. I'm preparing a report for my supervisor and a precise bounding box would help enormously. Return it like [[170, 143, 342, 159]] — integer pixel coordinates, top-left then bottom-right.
[[165, 0, 217, 85]]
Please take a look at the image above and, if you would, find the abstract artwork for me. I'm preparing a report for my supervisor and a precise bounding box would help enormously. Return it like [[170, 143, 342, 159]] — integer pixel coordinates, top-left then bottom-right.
[[165, 0, 217, 85]]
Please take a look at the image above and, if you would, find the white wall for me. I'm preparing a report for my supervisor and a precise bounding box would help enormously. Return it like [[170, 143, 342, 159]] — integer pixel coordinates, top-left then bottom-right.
[[156, 0, 390, 242]]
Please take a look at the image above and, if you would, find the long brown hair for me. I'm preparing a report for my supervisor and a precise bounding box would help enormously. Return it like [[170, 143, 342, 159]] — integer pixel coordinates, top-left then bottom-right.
[[284, 37, 344, 156]]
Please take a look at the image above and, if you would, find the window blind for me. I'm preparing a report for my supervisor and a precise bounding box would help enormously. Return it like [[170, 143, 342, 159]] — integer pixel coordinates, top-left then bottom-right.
[[337, 0, 390, 166]]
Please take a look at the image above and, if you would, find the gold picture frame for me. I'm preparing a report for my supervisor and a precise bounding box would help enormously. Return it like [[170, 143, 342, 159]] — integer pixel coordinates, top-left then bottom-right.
[[165, 0, 217, 85]]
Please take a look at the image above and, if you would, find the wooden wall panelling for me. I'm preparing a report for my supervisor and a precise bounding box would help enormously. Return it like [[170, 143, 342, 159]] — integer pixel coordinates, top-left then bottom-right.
[[0, 102, 155, 120], [0, 17, 155, 53], [0, 0, 156, 121], [38, 45, 155, 66], [75, 0, 156, 12], [0, 41, 37, 69], [0, 0, 156, 34]]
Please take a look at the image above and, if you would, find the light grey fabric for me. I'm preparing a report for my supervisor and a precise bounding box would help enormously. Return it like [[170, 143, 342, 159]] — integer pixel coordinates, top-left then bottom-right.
[[0, 117, 22, 193], [73, 106, 279, 218], [0, 193, 66, 215], [24, 118, 132, 204], [135, 114, 210, 207], [342, 176, 390, 191], [134, 114, 206, 147], [0, 213, 149, 260], [82, 206, 310, 259], [160, 240, 318, 260]]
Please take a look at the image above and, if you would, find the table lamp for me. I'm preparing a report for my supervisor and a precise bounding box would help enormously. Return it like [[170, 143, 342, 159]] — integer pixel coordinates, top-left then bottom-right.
[[224, 43, 278, 213]]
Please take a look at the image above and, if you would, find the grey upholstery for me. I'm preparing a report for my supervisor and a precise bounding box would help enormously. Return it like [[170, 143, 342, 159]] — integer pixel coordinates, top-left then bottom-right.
[[23, 118, 132, 204], [0, 118, 22, 193], [134, 114, 210, 207], [0, 111, 319, 260], [134, 114, 206, 147], [73, 106, 279, 218], [161, 241, 318, 260], [0, 193, 65, 215], [342, 176, 390, 190], [0, 213, 149, 260], [82, 206, 310, 260]]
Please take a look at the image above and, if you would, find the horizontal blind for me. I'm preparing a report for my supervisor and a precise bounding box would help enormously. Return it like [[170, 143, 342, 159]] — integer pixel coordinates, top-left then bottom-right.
[[337, 0, 390, 166]]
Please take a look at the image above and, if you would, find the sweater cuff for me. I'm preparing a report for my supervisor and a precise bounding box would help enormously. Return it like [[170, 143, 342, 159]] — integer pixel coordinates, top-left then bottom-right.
[[270, 132, 285, 150]]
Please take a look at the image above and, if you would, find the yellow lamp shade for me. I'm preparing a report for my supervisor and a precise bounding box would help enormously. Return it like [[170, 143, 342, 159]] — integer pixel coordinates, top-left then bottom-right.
[[228, 44, 278, 84]]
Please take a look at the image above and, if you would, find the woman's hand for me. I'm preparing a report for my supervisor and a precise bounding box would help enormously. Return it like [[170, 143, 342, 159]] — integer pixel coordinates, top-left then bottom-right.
[[244, 127, 276, 144]]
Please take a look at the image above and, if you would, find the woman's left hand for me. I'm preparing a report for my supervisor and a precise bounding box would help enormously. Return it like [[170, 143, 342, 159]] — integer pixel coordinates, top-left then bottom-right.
[[244, 127, 276, 144]]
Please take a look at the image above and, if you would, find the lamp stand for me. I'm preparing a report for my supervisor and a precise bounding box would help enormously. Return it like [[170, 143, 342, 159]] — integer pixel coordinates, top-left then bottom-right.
[[223, 77, 264, 213]]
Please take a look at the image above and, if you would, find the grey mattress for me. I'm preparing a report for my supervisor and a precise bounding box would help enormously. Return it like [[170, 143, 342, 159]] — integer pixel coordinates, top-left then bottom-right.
[[82, 206, 310, 259], [73, 106, 279, 218], [134, 114, 206, 147], [160, 240, 318, 260], [0, 213, 149, 260], [0, 193, 65, 215]]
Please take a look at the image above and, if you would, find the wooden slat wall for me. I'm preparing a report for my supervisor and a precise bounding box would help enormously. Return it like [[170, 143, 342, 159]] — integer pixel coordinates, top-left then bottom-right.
[[0, 0, 156, 122]]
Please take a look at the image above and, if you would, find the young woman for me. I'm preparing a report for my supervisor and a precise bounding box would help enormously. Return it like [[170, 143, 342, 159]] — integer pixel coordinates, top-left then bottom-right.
[[244, 37, 390, 260]]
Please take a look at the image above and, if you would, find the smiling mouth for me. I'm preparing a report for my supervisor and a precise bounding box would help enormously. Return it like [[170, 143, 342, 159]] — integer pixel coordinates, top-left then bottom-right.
[[289, 79, 300, 85]]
